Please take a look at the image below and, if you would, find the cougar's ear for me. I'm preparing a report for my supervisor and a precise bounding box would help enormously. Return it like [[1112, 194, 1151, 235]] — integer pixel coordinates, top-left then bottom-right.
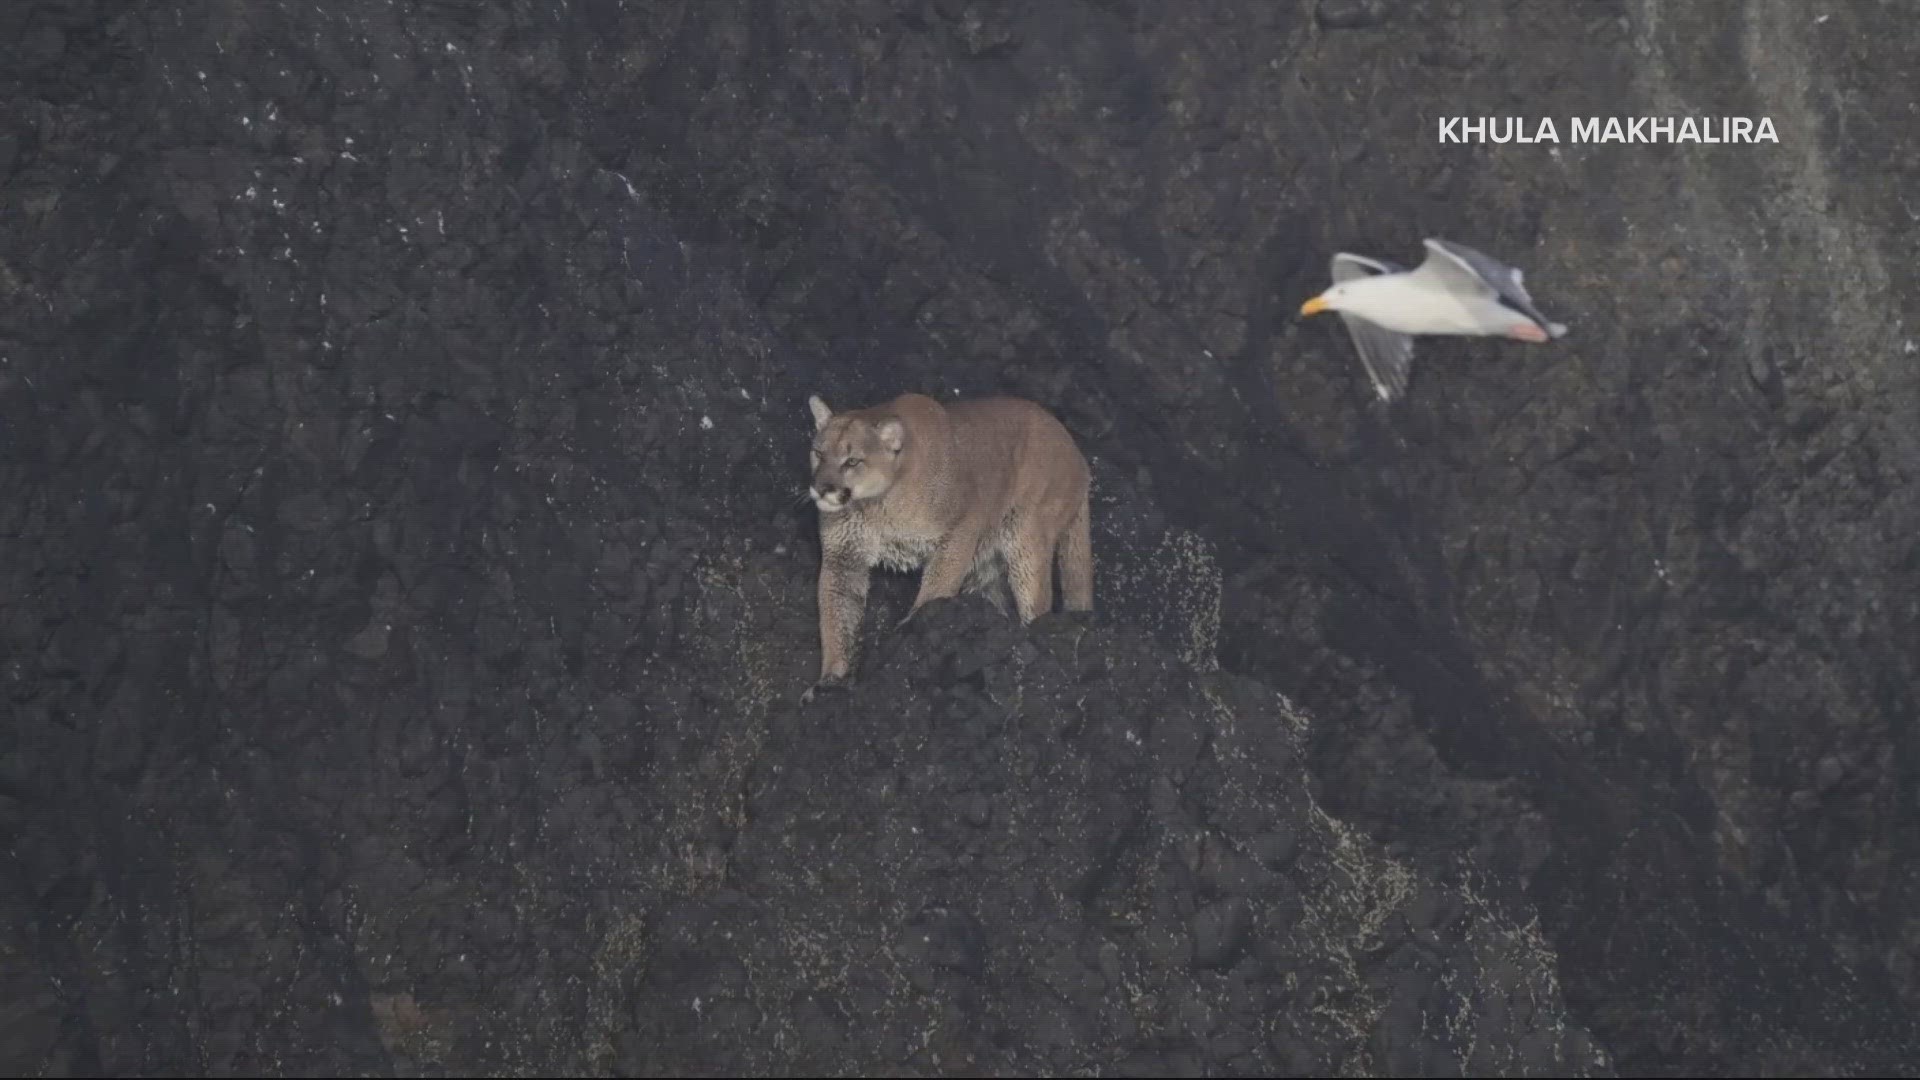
[[876, 417, 905, 454], [807, 394, 833, 431]]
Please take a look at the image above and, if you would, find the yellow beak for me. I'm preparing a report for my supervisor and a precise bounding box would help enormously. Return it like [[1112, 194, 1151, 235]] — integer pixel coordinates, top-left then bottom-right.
[[1300, 295, 1330, 317]]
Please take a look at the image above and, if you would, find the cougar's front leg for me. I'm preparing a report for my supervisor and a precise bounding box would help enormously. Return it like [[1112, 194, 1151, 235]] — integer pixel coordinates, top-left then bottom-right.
[[806, 548, 870, 700]]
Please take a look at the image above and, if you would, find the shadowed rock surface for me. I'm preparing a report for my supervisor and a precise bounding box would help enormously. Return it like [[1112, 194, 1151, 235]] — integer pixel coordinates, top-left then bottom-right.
[[3, 0, 1917, 1074]]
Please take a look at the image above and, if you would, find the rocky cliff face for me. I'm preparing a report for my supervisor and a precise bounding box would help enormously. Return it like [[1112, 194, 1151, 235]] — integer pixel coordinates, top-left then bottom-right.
[[4, 0, 1916, 1074]]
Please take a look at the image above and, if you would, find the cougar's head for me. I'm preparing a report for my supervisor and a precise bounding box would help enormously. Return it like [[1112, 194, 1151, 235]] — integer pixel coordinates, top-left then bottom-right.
[[806, 394, 906, 514]]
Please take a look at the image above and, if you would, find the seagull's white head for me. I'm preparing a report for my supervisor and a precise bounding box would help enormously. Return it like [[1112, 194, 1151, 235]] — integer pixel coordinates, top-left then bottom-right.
[[1302, 277, 1435, 331], [1297, 282, 1344, 315], [1299, 280, 1366, 318]]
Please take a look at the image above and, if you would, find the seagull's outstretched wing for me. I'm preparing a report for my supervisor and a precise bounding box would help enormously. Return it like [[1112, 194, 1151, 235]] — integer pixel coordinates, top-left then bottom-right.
[[1329, 253, 1416, 403], [1331, 251, 1403, 282], [1418, 239, 1568, 337]]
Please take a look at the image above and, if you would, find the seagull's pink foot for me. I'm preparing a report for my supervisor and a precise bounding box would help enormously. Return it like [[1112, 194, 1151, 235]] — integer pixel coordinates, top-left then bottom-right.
[[1507, 322, 1549, 343]]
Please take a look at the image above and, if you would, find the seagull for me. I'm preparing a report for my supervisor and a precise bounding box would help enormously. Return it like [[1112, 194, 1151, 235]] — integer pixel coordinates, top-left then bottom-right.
[[1298, 238, 1568, 403]]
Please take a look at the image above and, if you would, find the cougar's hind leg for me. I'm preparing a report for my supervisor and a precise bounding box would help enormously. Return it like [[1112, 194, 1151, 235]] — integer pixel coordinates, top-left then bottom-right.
[[1057, 496, 1093, 612]]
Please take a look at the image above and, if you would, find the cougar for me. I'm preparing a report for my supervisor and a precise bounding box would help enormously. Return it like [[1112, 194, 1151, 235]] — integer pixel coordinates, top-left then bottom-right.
[[801, 391, 1094, 700]]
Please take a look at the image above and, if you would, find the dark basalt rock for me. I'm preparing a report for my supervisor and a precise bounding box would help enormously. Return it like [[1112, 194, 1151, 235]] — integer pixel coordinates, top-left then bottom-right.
[[1313, 0, 1394, 32], [4, 0, 1918, 1075]]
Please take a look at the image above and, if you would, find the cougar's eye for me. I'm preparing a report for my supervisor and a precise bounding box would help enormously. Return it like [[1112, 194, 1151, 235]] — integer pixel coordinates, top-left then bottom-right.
[[843, 458, 863, 470]]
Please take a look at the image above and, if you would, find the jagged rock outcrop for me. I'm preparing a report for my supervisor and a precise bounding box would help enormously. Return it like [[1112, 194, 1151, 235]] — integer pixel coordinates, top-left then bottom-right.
[[616, 598, 1605, 1076]]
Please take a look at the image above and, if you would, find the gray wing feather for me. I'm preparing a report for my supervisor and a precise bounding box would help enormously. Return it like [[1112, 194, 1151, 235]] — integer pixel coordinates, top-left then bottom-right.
[[1420, 238, 1567, 337], [1331, 252, 1404, 282], [1340, 313, 1415, 402], [1327, 253, 1414, 402]]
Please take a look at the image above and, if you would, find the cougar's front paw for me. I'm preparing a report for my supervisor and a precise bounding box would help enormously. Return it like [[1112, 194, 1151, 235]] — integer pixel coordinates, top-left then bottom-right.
[[800, 673, 849, 704]]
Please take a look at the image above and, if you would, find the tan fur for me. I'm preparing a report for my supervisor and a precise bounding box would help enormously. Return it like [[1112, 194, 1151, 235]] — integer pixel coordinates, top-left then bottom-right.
[[802, 391, 1094, 696]]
